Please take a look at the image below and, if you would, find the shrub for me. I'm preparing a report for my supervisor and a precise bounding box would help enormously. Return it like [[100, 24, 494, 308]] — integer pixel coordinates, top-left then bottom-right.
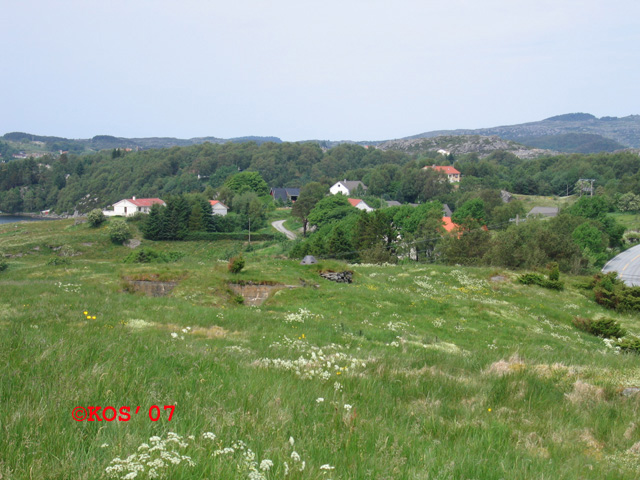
[[108, 219, 132, 244], [126, 212, 147, 223], [0, 258, 7, 272], [589, 272, 640, 312], [123, 248, 185, 264], [47, 256, 71, 266], [616, 337, 640, 355], [517, 270, 564, 290], [547, 262, 560, 281], [228, 256, 245, 274], [87, 209, 107, 228], [572, 316, 626, 338]]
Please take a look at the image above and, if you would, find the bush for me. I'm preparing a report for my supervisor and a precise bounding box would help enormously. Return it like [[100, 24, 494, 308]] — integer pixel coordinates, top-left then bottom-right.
[[616, 337, 640, 354], [47, 256, 71, 266], [572, 316, 626, 338], [126, 212, 147, 223], [87, 209, 106, 228], [517, 269, 564, 290], [183, 232, 281, 242], [0, 258, 7, 272], [228, 256, 245, 274], [108, 219, 132, 244], [589, 272, 640, 312], [123, 248, 185, 264], [547, 262, 560, 281]]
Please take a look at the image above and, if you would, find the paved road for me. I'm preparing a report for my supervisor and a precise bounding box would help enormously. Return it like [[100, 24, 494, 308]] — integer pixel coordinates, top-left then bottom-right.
[[602, 243, 640, 286], [271, 220, 297, 240]]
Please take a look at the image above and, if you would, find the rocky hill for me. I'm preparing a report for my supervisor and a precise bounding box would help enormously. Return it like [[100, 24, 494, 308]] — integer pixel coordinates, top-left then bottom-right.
[[376, 135, 554, 159], [406, 113, 640, 149]]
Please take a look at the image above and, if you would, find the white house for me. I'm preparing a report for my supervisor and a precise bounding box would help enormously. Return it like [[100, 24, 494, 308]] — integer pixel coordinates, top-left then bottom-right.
[[330, 180, 368, 196], [209, 200, 228, 216], [104, 197, 165, 217], [348, 198, 374, 212]]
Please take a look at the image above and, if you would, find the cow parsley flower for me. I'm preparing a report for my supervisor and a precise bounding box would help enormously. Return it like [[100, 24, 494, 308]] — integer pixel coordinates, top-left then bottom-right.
[[260, 459, 274, 471]]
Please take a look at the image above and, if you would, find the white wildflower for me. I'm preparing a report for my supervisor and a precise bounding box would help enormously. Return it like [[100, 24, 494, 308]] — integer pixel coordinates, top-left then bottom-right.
[[202, 432, 216, 440], [260, 459, 274, 471], [343, 404, 352, 412], [316, 397, 324, 404], [320, 464, 335, 470], [289, 436, 295, 446]]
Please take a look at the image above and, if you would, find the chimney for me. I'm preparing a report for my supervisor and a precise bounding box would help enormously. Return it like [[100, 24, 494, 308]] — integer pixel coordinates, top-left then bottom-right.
[[132, 196, 136, 200]]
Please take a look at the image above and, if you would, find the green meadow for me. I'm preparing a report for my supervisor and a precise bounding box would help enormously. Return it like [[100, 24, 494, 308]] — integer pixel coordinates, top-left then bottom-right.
[[2, 218, 640, 479]]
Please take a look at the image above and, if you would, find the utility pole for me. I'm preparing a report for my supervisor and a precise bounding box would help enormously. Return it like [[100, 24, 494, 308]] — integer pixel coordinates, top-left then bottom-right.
[[577, 179, 596, 197]]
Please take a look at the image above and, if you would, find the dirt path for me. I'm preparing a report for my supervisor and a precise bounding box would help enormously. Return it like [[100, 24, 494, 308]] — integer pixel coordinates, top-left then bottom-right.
[[271, 220, 297, 240]]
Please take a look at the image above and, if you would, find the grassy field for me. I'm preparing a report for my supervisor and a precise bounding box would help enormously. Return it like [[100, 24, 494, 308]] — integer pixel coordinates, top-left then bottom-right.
[[609, 212, 640, 231], [512, 194, 578, 212], [2, 219, 640, 479]]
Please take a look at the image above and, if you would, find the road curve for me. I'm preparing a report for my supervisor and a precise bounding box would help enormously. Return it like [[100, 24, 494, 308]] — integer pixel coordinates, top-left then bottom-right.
[[602, 243, 640, 286], [271, 220, 297, 240]]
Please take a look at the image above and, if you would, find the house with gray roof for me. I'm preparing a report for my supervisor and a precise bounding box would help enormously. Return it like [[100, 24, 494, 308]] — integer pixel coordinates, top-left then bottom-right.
[[270, 188, 300, 203], [330, 180, 368, 196]]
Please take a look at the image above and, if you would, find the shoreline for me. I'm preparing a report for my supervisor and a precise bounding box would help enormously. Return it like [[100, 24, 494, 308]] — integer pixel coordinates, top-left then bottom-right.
[[0, 212, 82, 220]]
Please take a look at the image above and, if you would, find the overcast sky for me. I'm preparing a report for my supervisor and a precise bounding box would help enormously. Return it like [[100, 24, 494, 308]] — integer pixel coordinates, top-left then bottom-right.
[[2, 0, 639, 141]]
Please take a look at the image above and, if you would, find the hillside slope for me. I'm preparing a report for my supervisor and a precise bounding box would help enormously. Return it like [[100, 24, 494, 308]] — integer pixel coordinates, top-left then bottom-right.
[[2, 218, 640, 479], [377, 134, 555, 159]]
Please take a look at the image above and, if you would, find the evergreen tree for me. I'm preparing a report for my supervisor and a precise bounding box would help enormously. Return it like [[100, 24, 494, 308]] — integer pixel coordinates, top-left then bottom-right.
[[142, 203, 164, 240], [188, 203, 205, 231]]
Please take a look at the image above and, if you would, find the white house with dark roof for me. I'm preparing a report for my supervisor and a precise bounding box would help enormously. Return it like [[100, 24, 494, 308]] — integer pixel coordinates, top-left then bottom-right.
[[330, 180, 368, 196], [104, 197, 165, 217]]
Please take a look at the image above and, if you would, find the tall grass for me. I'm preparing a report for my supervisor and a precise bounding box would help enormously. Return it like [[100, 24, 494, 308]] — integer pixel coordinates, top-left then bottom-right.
[[1, 219, 640, 479]]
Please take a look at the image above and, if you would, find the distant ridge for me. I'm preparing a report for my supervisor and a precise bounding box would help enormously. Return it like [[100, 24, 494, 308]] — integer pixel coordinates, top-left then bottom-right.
[[2, 113, 640, 156], [404, 113, 640, 149], [1, 132, 283, 155]]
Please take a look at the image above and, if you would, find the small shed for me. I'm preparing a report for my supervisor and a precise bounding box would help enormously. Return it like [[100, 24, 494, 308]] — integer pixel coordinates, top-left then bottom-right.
[[300, 255, 318, 265]]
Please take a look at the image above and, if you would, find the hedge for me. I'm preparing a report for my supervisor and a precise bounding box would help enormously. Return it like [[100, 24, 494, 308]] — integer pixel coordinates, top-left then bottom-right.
[[183, 232, 285, 242]]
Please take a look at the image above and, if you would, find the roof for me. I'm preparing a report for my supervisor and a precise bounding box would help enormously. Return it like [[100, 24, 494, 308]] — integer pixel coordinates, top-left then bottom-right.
[[527, 206, 558, 217], [338, 180, 367, 191], [442, 217, 458, 232], [425, 165, 460, 175], [386, 200, 402, 207], [442, 204, 453, 217], [270, 188, 300, 202], [348, 198, 362, 207], [127, 198, 164, 207], [210, 200, 228, 209]]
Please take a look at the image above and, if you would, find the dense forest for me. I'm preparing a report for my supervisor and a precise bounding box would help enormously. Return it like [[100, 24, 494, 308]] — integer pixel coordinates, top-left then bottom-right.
[[0, 140, 639, 215]]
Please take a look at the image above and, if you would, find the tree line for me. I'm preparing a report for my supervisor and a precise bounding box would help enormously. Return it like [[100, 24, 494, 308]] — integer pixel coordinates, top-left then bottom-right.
[[1, 140, 640, 215]]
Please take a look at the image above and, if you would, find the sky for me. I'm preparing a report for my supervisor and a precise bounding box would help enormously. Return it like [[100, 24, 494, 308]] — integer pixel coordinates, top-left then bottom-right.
[[2, 0, 640, 142]]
